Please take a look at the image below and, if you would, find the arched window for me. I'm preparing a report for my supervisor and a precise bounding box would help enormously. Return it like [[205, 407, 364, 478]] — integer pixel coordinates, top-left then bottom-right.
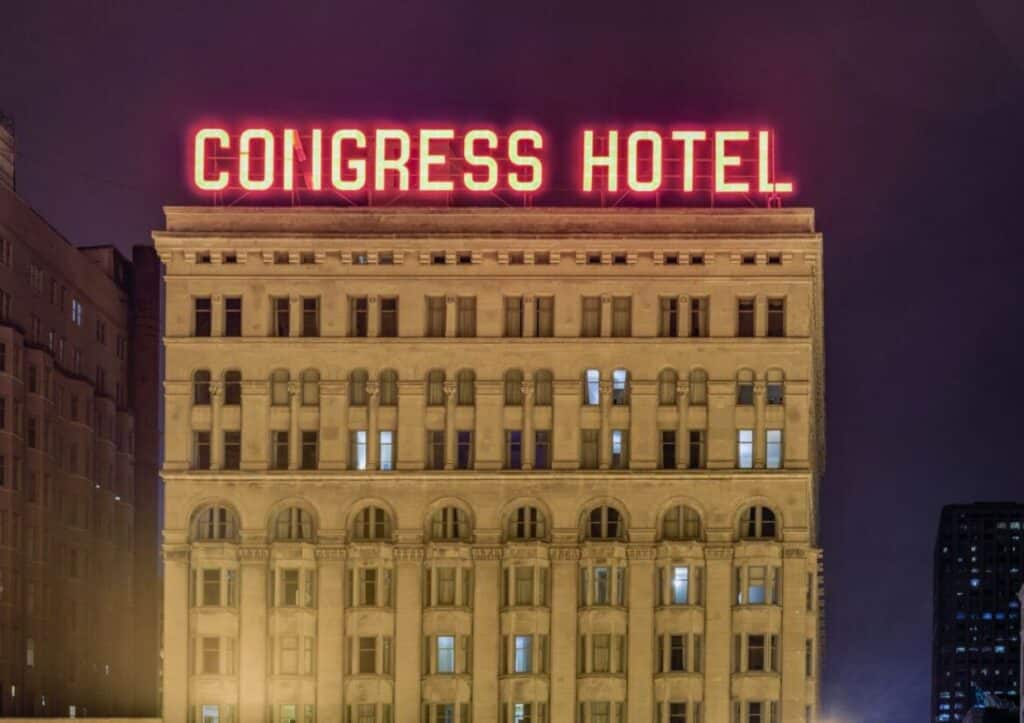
[[533, 370, 553, 406], [504, 369, 524, 406], [456, 369, 475, 406], [270, 369, 290, 406], [193, 370, 211, 405], [766, 369, 785, 405], [301, 369, 320, 406], [658, 369, 678, 406], [379, 369, 398, 407], [349, 369, 368, 407], [431, 506, 471, 541], [586, 505, 625, 541], [192, 505, 237, 541], [223, 370, 242, 406], [736, 369, 755, 406], [612, 369, 629, 405], [352, 506, 392, 540], [662, 504, 702, 540], [275, 507, 314, 541], [689, 369, 708, 406], [426, 370, 445, 406], [740, 506, 778, 540], [508, 506, 546, 540]]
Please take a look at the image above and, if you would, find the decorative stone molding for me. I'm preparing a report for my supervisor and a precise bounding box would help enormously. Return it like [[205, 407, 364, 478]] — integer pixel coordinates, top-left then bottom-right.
[[393, 546, 425, 562], [600, 293, 612, 303], [365, 381, 379, 398], [238, 546, 270, 562], [471, 547, 503, 561], [675, 380, 690, 398], [783, 548, 807, 559], [549, 546, 581, 562], [348, 545, 382, 561], [209, 382, 222, 398], [599, 380, 613, 396], [163, 548, 189, 564], [443, 381, 458, 399], [520, 380, 534, 400], [315, 547, 347, 562], [626, 545, 657, 561], [287, 381, 301, 397], [445, 295, 457, 304], [705, 546, 734, 561]]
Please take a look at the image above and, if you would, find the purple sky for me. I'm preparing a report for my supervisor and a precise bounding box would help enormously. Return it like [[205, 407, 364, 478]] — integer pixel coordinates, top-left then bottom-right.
[[2, 1, 1023, 720]]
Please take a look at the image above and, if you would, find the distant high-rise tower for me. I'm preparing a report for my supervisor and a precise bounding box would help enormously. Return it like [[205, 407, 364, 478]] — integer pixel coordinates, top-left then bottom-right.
[[933, 503, 1024, 722]]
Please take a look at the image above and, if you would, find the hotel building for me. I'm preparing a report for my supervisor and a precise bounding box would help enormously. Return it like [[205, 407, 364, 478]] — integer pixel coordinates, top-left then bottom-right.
[[156, 205, 825, 723], [0, 111, 161, 716]]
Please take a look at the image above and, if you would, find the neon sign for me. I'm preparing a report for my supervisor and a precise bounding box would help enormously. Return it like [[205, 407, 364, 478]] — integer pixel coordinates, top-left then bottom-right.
[[192, 126, 794, 197]]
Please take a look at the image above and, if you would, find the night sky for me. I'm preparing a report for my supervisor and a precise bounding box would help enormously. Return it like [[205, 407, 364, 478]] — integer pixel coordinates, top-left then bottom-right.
[[2, 2, 1023, 720]]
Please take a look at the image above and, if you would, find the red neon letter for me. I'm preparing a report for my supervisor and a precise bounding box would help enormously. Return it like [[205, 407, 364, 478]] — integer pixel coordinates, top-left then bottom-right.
[[627, 130, 662, 192], [374, 129, 411, 191], [282, 129, 298, 191], [331, 130, 367, 191], [239, 129, 274, 191], [670, 130, 706, 192], [309, 129, 323, 190], [714, 130, 750, 193], [463, 129, 498, 192], [582, 130, 618, 192], [193, 128, 230, 191], [419, 128, 455, 192], [508, 130, 543, 192], [757, 130, 794, 194]]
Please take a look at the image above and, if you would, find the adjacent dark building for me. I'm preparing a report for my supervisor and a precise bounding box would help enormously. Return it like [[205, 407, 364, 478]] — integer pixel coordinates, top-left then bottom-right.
[[933, 503, 1024, 722]]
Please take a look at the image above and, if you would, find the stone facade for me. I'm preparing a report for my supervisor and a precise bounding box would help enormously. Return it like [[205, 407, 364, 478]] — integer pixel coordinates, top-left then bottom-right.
[[155, 206, 825, 723]]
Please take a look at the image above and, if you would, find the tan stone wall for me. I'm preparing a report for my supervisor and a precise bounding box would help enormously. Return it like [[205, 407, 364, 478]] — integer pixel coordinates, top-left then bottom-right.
[[156, 207, 824, 723]]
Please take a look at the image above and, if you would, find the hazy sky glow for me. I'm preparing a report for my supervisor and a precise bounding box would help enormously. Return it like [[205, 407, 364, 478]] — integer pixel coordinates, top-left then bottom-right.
[[2, 2, 1023, 720]]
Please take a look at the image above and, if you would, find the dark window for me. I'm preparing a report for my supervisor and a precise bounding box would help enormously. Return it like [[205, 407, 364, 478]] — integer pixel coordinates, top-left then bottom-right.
[[534, 430, 551, 470], [689, 297, 709, 337], [767, 298, 786, 337], [737, 298, 755, 337], [350, 297, 368, 337], [659, 297, 678, 337], [223, 431, 241, 470], [224, 297, 242, 337], [194, 298, 212, 337], [380, 297, 398, 337], [456, 431, 473, 470], [193, 370, 212, 405], [660, 430, 677, 469], [272, 431, 289, 470], [427, 430, 445, 470], [505, 430, 522, 470], [273, 297, 290, 337], [224, 371, 242, 405], [301, 298, 319, 337], [301, 431, 318, 470], [194, 431, 211, 470], [688, 430, 706, 469]]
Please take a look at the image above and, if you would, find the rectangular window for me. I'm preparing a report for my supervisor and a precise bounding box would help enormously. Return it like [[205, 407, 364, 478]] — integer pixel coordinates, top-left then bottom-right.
[[272, 431, 290, 470], [737, 298, 755, 337], [593, 567, 610, 605], [301, 431, 318, 470], [660, 430, 677, 469], [611, 296, 631, 337], [688, 430, 706, 469], [201, 636, 220, 674], [273, 297, 290, 337], [426, 296, 446, 337], [806, 638, 814, 677], [669, 634, 688, 671], [223, 431, 241, 470], [224, 297, 242, 336], [194, 298, 212, 337], [281, 569, 300, 606], [360, 568, 378, 606], [746, 566, 767, 604], [456, 431, 473, 470], [581, 429, 599, 470], [194, 431, 211, 470], [505, 430, 522, 470], [748, 634, 766, 671], [380, 297, 398, 337], [671, 566, 690, 604], [514, 567, 534, 606], [427, 430, 445, 470], [514, 635, 532, 673], [534, 430, 551, 470], [504, 296, 524, 337], [610, 429, 628, 469], [301, 297, 319, 337], [659, 297, 678, 337], [766, 298, 786, 337], [535, 296, 554, 337], [584, 369, 600, 405], [737, 429, 754, 469], [350, 430, 368, 470], [456, 297, 476, 337], [436, 635, 455, 673], [350, 297, 368, 337], [436, 567, 456, 606], [202, 569, 221, 606], [766, 429, 783, 469], [581, 296, 601, 337], [692, 296, 708, 335], [377, 430, 395, 471], [592, 634, 611, 672], [358, 636, 377, 674], [611, 369, 628, 405]]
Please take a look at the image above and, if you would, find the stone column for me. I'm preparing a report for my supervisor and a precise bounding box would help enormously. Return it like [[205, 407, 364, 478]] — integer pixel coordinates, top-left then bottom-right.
[[316, 547, 347, 723], [288, 380, 301, 470], [238, 545, 270, 723], [599, 380, 612, 470], [471, 547, 502, 722], [676, 379, 690, 468], [161, 546, 189, 723], [393, 547, 424, 723], [445, 295, 457, 338], [754, 380, 767, 468], [366, 381, 379, 470], [521, 379, 535, 470], [600, 293, 612, 338], [703, 546, 734, 723], [397, 380, 426, 470], [627, 546, 655, 723], [781, 548, 810, 722], [210, 382, 223, 470], [677, 295, 689, 338], [552, 379, 580, 471], [212, 294, 224, 337], [706, 380, 734, 470], [241, 380, 269, 471], [755, 293, 767, 338], [523, 295, 536, 337], [549, 546, 580, 723], [289, 295, 301, 337], [368, 295, 380, 337], [444, 380, 457, 470], [319, 381, 348, 471]]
